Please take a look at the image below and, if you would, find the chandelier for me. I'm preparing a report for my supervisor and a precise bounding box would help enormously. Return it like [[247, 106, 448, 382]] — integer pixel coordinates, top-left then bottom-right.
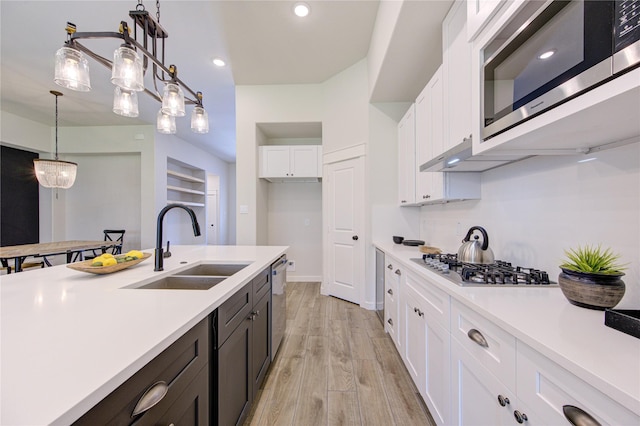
[[53, 0, 209, 134], [33, 91, 78, 189]]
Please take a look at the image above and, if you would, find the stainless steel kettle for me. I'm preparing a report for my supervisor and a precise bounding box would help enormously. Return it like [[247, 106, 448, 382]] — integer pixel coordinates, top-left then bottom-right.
[[457, 226, 495, 265]]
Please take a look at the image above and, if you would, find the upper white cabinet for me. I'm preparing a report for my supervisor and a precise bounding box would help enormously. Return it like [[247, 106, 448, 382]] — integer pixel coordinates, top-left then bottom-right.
[[259, 145, 322, 181], [443, 0, 473, 154], [398, 105, 416, 206], [466, 0, 505, 42]]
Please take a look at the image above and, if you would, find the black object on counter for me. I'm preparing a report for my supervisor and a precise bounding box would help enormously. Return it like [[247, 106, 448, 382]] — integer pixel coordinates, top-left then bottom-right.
[[393, 236, 404, 244], [402, 240, 425, 246], [605, 309, 640, 340]]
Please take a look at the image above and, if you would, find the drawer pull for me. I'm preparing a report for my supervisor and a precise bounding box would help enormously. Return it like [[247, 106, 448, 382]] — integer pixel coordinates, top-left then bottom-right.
[[467, 328, 489, 348], [563, 405, 601, 426], [387, 318, 393, 326], [132, 381, 169, 417], [497, 394, 510, 407], [387, 289, 393, 296], [387, 264, 393, 270], [395, 269, 401, 276], [513, 410, 528, 424]]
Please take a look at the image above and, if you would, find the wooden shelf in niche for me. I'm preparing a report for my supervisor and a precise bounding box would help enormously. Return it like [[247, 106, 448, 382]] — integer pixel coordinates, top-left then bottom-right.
[[166, 158, 206, 207]]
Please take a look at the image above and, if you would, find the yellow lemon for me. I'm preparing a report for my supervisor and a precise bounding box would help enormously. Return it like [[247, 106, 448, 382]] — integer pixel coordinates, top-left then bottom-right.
[[126, 250, 144, 259], [102, 258, 117, 267], [101, 253, 115, 259]]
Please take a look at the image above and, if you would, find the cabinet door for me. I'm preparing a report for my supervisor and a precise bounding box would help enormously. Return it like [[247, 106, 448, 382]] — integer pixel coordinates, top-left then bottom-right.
[[385, 259, 404, 353], [416, 66, 444, 203], [251, 292, 271, 399], [451, 338, 514, 426], [290, 146, 319, 177], [424, 320, 451, 426], [402, 283, 426, 393], [260, 146, 290, 177], [443, 0, 472, 153], [217, 317, 252, 426], [467, 0, 504, 41], [398, 104, 416, 206]]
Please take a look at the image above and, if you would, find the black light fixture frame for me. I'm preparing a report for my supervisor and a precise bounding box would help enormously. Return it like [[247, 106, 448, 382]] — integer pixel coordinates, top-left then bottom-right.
[[62, 6, 205, 107]]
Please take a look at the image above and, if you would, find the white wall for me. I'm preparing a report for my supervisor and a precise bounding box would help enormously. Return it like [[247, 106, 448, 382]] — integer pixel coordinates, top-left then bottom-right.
[[228, 163, 237, 245], [267, 183, 323, 281], [419, 143, 640, 308]]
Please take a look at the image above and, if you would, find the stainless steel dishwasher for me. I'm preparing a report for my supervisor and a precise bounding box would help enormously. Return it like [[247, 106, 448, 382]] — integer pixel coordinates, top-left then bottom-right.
[[271, 255, 287, 360]]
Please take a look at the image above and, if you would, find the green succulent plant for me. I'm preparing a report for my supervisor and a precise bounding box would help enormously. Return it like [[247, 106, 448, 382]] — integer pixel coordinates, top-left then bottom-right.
[[560, 245, 627, 275]]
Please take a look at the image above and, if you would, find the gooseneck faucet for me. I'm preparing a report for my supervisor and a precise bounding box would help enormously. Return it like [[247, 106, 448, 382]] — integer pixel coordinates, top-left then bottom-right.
[[155, 203, 201, 271]]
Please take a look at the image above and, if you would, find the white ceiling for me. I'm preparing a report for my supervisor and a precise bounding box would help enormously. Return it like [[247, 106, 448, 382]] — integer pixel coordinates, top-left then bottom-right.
[[0, 1, 450, 162]]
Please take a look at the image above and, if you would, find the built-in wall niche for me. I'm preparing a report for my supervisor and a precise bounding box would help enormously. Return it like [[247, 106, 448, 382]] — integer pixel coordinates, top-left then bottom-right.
[[257, 122, 323, 183], [166, 158, 206, 207]]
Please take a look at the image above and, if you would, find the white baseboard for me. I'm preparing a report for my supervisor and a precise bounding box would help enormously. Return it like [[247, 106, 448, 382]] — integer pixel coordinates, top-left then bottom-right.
[[286, 275, 323, 283]]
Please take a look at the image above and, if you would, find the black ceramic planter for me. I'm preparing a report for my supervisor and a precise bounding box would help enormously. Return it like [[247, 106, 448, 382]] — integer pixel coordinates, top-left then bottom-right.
[[558, 268, 626, 310]]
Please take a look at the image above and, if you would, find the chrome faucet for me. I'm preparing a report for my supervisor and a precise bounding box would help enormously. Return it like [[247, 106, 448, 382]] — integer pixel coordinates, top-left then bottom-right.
[[155, 203, 201, 271]]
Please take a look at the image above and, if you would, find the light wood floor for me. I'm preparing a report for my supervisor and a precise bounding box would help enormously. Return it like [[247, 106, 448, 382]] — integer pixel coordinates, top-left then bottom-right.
[[244, 282, 436, 426]]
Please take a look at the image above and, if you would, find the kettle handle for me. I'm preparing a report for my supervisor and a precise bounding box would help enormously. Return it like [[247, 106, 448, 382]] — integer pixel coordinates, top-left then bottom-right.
[[462, 226, 490, 250]]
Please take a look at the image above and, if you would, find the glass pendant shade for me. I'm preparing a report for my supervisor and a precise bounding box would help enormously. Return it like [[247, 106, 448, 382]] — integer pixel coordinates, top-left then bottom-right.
[[34, 159, 77, 189], [113, 86, 139, 117], [161, 83, 186, 117], [190, 106, 209, 133], [111, 45, 144, 91], [157, 110, 176, 134], [54, 47, 91, 92]]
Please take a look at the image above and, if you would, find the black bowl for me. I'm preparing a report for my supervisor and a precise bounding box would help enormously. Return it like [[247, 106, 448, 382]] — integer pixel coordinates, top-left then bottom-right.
[[392, 236, 404, 244]]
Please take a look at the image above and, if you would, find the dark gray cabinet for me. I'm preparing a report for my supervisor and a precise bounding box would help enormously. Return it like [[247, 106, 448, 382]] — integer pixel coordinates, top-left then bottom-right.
[[74, 317, 209, 426], [214, 267, 271, 426]]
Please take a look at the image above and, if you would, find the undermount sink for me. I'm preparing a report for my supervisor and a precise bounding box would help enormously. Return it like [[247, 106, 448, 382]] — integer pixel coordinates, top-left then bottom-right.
[[131, 276, 227, 290], [126, 263, 250, 290], [172, 263, 249, 277]]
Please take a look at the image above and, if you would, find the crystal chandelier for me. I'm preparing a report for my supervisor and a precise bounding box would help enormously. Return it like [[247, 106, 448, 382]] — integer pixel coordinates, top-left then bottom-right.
[[33, 91, 78, 189], [54, 0, 208, 134]]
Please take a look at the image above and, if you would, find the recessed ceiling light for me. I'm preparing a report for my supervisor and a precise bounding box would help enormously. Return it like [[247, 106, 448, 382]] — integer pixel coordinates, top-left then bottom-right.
[[538, 49, 556, 60], [212, 58, 226, 67], [294, 2, 310, 17]]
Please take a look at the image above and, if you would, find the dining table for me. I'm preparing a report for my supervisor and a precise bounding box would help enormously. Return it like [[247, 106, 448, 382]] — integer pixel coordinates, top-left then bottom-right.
[[0, 240, 123, 273]]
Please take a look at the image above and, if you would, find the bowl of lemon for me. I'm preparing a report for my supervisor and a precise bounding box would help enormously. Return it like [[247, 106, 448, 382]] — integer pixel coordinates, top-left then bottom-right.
[[67, 250, 151, 274]]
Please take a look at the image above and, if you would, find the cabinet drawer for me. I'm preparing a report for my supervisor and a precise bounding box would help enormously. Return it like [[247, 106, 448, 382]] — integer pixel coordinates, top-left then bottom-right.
[[450, 299, 516, 392], [406, 270, 450, 329], [252, 267, 271, 303], [74, 317, 209, 426], [218, 281, 253, 346], [517, 342, 640, 426], [384, 291, 398, 340]]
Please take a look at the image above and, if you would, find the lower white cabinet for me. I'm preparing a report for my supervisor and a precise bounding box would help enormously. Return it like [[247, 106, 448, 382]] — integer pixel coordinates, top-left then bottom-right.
[[384, 259, 401, 348], [401, 270, 451, 426], [517, 342, 640, 426]]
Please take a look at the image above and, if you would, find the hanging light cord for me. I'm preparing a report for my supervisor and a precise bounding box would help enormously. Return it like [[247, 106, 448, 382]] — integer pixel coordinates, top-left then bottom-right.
[[54, 93, 59, 161]]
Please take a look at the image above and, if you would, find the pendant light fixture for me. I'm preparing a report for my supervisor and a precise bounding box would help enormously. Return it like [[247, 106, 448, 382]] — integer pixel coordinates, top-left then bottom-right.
[[54, 1, 208, 134], [34, 91, 78, 189], [157, 110, 176, 134]]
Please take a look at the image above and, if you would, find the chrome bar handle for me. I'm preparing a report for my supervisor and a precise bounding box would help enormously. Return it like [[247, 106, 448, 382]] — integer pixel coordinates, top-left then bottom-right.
[[563, 405, 602, 426], [467, 328, 489, 348], [132, 381, 169, 417]]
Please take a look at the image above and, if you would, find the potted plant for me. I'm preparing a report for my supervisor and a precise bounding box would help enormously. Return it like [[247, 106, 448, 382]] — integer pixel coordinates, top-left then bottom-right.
[[558, 245, 627, 310]]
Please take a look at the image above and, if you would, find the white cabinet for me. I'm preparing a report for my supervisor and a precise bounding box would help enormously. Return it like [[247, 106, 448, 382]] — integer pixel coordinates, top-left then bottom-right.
[[166, 158, 206, 207], [443, 0, 473, 154], [259, 145, 322, 180], [398, 105, 416, 206], [466, 0, 505, 42], [384, 256, 404, 352], [401, 270, 451, 426], [517, 342, 640, 426]]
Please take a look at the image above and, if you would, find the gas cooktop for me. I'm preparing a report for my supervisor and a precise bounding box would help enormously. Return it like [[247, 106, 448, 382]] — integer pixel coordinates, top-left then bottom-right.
[[410, 254, 557, 287]]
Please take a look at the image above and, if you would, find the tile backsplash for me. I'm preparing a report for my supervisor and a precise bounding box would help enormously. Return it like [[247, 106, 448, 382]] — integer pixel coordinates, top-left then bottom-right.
[[420, 142, 640, 308]]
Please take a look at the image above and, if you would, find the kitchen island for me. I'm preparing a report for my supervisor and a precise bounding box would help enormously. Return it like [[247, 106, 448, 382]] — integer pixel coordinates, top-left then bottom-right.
[[0, 245, 287, 425]]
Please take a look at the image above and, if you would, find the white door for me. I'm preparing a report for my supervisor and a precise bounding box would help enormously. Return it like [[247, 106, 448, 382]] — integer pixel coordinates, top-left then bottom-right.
[[206, 190, 218, 245], [326, 156, 364, 304]]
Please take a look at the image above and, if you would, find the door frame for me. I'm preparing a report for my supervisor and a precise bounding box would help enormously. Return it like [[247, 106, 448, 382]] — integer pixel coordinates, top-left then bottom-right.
[[322, 144, 367, 306]]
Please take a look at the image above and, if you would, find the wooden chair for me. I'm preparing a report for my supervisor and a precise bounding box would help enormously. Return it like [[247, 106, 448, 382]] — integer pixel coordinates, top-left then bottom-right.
[[84, 229, 126, 260]]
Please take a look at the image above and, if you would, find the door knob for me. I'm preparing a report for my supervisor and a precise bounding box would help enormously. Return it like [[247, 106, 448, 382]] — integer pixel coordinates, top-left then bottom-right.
[[352, 235, 359, 241]]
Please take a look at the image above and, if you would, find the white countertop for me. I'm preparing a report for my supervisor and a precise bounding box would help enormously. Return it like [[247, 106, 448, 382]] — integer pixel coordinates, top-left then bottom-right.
[[0, 245, 287, 426], [375, 241, 640, 416]]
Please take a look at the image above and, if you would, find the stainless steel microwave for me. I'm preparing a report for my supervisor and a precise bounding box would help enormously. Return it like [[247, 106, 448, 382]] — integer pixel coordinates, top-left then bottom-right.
[[482, 0, 640, 140]]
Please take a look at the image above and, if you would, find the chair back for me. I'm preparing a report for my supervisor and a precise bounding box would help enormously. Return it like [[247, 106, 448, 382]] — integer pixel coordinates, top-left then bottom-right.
[[103, 229, 125, 254]]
